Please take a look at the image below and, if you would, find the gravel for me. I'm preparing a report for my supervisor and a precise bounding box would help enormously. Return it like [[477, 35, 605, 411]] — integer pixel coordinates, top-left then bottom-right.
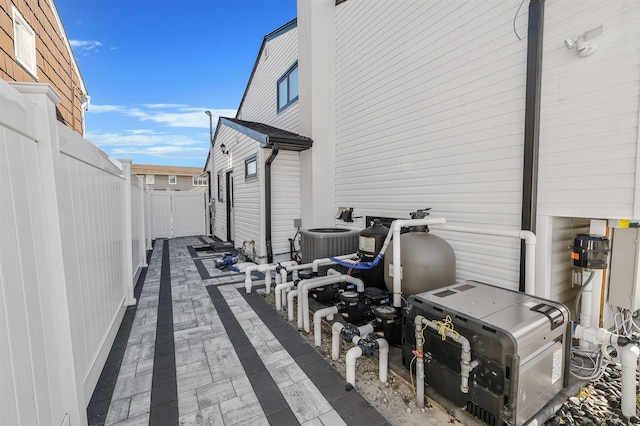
[[545, 364, 640, 426]]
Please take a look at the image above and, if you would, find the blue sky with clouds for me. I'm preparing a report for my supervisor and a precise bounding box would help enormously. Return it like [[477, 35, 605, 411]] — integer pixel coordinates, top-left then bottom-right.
[[56, 0, 297, 168]]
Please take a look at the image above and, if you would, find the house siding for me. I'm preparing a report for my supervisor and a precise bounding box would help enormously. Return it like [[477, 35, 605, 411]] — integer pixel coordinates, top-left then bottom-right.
[[0, 0, 86, 134], [538, 1, 640, 220], [239, 26, 299, 133], [271, 150, 301, 261], [334, 1, 529, 289]]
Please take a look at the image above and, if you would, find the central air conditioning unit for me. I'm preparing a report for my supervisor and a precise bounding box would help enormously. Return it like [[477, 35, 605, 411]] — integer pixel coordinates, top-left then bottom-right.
[[299, 228, 359, 264]]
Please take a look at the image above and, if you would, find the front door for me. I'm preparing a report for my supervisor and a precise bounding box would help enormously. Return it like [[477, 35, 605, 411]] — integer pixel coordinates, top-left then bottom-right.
[[226, 171, 234, 243]]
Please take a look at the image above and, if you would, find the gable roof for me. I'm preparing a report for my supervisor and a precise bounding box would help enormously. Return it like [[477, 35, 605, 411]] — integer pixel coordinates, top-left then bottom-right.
[[220, 117, 312, 152], [236, 19, 297, 118]]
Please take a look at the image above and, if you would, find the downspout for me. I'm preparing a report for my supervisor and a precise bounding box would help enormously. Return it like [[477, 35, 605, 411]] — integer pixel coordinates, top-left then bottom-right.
[[265, 142, 279, 263], [206, 170, 213, 235], [519, 0, 544, 292]]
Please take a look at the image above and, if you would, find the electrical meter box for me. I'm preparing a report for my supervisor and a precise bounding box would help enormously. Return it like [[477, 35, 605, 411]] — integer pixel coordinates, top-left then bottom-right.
[[608, 227, 640, 311]]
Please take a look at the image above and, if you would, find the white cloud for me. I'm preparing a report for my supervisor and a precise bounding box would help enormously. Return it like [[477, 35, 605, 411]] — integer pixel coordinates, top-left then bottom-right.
[[69, 40, 103, 55], [88, 103, 236, 129]]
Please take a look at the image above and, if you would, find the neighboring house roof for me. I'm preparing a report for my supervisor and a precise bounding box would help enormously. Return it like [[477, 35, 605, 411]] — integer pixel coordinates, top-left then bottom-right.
[[131, 164, 206, 176], [220, 117, 313, 152], [236, 19, 297, 119]]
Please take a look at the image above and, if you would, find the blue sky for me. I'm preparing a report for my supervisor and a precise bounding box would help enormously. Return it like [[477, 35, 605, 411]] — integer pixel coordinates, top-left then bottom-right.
[[55, 0, 297, 168]]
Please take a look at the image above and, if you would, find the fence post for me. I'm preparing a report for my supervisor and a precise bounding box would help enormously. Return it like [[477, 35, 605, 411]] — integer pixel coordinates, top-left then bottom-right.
[[139, 176, 148, 266], [121, 160, 136, 305], [11, 82, 86, 425]]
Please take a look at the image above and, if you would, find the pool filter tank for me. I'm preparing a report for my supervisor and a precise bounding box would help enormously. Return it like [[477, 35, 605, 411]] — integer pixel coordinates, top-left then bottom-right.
[[403, 281, 570, 426], [383, 210, 456, 298]]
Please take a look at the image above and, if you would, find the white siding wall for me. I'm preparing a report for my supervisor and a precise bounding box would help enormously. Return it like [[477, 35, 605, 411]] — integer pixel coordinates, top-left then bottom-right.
[[272, 150, 302, 261], [239, 26, 299, 133], [335, 1, 529, 289], [211, 24, 303, 261], [232, 134, 264, 257], [538, 1, 640, 219]]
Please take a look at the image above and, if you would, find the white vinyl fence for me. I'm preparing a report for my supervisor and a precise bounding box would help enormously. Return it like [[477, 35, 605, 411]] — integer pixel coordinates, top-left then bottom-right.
[[0, 80, 150, 425]]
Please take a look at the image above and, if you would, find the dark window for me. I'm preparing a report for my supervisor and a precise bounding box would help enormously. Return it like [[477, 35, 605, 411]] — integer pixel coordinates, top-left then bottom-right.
[[217, 172, 223, 201], [245, 154, 258, 180], [277, 62, 298, 113]]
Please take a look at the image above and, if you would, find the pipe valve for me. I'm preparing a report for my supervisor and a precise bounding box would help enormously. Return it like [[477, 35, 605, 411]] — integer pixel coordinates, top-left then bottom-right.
[[358, 337, 380, 356], [341, 324, 362, 342]]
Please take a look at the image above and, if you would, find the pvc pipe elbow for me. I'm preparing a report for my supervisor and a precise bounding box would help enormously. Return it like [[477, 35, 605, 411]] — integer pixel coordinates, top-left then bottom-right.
[[346, 346, 363, 386]]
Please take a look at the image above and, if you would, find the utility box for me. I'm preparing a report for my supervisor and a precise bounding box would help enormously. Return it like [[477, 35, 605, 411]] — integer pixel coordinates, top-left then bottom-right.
[[608, 227, 640, 311]]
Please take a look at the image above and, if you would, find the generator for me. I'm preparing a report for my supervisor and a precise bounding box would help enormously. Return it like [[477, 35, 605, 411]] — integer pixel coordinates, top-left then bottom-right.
[[403, 281, 570, 426]]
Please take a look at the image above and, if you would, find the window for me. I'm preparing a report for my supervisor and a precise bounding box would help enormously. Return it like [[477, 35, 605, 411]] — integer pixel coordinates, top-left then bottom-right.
[[145, 174, 155, 184], [217, 173, 223, 201], [193, 176, 208, 186], [12, 7, 37, 78], [245, 154, 258, 180], [277, 62, 298, 112], [168, 175, 177, 185]]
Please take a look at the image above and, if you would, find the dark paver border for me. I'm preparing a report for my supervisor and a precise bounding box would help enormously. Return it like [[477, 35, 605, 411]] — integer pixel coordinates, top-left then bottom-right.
[[240, 289, 391, 426], [86, 245, 154, 425], [149, 239, 178, 425], [205, 285, 300, 425]]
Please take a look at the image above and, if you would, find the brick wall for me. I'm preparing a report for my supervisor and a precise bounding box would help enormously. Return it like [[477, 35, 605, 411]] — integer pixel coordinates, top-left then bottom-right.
[[0, 0, 85, 134]]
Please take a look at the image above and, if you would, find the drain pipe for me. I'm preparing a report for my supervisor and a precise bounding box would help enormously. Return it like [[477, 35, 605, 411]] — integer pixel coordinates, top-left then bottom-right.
[[414, 315, 478, 408], [390, 217, 447, 307], [332, 322, 375, 360], [621, 344, 640, 418], [345, 336, 389, 387], [573, 324, 638, 418], [314, 306, 339, 346], [432, 225, 536, 295], [520, 0, 545, 293], [265, 143, 279, 263], [300, 274, 365, 332]]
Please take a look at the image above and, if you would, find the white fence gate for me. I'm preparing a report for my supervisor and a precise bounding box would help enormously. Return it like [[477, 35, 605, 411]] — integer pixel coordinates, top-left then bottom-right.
[[150, 190, 208, 238]]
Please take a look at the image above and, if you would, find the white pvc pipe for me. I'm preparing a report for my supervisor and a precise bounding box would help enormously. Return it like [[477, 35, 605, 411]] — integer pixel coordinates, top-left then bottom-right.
[[300, 275, 365, 332], [390, 218, 447, 307], [414, 315, 477, 408], [312, 253, 358, 274], [331, 322, 375, 360], [314, 306, 339, 346], [621, 344, 640, 418], [346, 344, 363, 386], [274, 281, 295, 311], [345, 336, 389, 387], [332, 322, 344, 360], [244, 260, 298, 293], [433, 224, 536, 295], [377, 338, 389, 383], [287, 288, 299, 322]]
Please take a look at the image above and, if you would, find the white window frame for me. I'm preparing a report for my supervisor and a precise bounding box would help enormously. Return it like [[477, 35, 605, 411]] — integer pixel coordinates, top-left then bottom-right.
[[168, 175, 177, 185], [193, 176, 208, 187], [145, 174, 155, 184], [12, 7, 37, 78], [245, 153, 258, 180]]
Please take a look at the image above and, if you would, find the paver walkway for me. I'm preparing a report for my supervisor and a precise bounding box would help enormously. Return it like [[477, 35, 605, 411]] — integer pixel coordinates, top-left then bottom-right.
[[87, 237, 390, 426]]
